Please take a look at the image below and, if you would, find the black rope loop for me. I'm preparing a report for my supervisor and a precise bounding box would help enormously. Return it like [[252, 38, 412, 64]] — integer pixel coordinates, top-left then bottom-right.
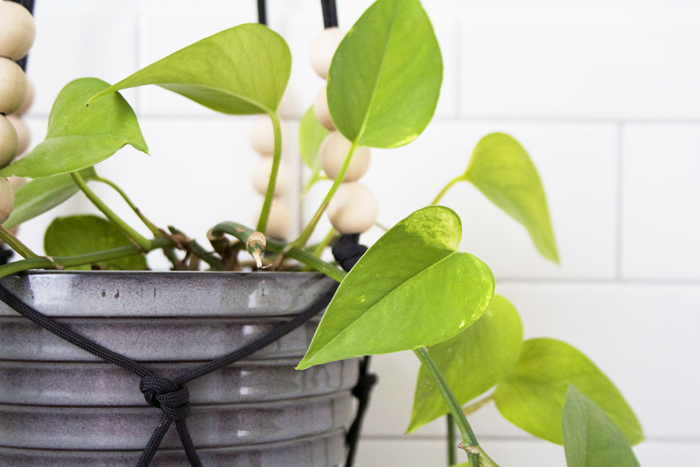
[[140, 375, 192, 421]]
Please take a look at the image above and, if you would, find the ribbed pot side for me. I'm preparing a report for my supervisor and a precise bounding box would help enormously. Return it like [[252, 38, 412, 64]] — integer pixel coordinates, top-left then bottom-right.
[[0, 271, 358, 467]]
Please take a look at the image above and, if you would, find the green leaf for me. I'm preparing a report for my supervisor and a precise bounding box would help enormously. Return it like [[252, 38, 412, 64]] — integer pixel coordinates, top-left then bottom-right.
[[3, 167, 97, 229], [44, 215, 147, 271], [299, 105, 329, 194], [89, 24, 291, 115], [407, 295, 523, 432], [494, 338, 643, 445], [563, 385, 640, 467], [0, 79, 147, 178], [297, 206, 495, 370], [327, 0, 442, 148], [464, 133, 558, 263]]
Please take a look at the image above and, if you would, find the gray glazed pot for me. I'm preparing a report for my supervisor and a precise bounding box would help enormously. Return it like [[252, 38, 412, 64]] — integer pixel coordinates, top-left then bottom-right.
[[0, 271, 357, 466]]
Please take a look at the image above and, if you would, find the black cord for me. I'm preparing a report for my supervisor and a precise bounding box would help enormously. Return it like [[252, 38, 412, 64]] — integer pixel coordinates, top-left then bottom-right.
[[320, 0, 338, 28], [257, 0, 267, 25]]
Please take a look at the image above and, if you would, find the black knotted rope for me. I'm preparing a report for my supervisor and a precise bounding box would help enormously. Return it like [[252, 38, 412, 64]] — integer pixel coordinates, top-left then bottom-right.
[[0, 278, 338, 467], [332, 234, 378, 467]]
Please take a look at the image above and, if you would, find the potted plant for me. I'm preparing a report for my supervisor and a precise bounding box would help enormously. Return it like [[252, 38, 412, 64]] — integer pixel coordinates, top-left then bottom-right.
[[0, 0, 643, 466]]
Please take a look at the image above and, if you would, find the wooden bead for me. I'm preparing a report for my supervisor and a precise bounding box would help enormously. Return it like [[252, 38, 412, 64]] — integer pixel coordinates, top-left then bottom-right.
[[12, 78, 33, 115], [249, 115, 275, 157], [313, 85, 335, 132], [7, 115, 29, 156], [309, 27, 346, 80], [319, 131, 370, 182], [0, 115, 18, 168], [0, 2, 35, 61], [0, 58, 27, 115], [251, 157, 290, 197], [255, 198, 291, 240], [0, 177, 14, 224], [327, 182, 378, 234]]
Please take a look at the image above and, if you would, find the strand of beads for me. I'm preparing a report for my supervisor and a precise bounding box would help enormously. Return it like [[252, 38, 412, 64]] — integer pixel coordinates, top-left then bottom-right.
[[0, 1, 36, 225], [310, 26, 378, 235]]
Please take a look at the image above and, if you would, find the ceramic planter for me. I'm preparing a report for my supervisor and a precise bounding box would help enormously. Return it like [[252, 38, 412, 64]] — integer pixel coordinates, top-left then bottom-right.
[[0, 271, 358, 466]]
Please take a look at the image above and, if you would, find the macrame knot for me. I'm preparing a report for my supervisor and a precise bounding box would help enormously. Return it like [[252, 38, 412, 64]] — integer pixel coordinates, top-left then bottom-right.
[[332, 234, 368, 272], [140, 375, 191, 421]]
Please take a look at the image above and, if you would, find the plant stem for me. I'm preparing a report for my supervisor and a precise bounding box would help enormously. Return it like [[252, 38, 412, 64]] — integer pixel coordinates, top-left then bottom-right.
[[211, 221, 346, 283], [293, 139, 359, 250], [71, 172, 152, 251], [168, 226, 225, 271], [463, 393, 495, 417], [93, 176, 162, 237], [413, 347, 482, 467], [0, 237, 175, 278], [447, 414, 457, 466], [313, 228, 336, 258], [0, 225, 37, 258], [432, 175, 465, 206], [256, 111, 283, 234]]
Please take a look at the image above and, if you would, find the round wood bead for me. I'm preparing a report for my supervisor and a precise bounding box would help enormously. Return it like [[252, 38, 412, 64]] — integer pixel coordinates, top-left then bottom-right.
[[313, 85, 335, 132], [12, 78, 33, 115], [255, 198, 291, 240], [7, 115, 29, 156], [327, 182, 378, 234], [251, 157, 290, 197], [0, 115, 18, 168], [309, 27, 346, 80], [0, 58, 27, 115], [0, 2, 35, 61], [0, 177, 15, 224], [249, 115, 275, 157], [319, 131, 370, 182]]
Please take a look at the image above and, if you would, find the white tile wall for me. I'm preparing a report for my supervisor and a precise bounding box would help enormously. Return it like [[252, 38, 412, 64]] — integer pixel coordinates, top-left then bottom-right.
[[8, 0, 700, 465]]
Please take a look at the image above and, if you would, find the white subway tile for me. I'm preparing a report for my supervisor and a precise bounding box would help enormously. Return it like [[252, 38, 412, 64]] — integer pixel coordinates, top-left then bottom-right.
[[621, 124, 700, 280], [359, 121, 618, 280], [27, 1, 138, 117], [458, 6, 700, 119]]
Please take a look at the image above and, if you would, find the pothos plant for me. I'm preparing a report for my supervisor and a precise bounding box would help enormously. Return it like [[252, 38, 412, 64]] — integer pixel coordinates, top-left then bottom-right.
[[0, 0, 642, 466]]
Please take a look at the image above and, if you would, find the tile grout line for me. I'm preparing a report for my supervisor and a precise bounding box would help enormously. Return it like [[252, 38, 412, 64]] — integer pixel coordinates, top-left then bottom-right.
[[615, 121, 624, 281]]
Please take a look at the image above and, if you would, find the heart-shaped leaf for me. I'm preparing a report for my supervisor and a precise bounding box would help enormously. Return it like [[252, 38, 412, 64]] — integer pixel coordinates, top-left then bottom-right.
[[0, 78, 147, 178], [327, 0, 442, 148], [89, 24, 291, 115], [297, 206, 494, 369], [563, 385, 641, 467], [494, 338, 643, 445], [464, 133, 558, 263], [299, 105, 329, 195], [3, 167, 97, 229], [407, 295, 523, 432], [44, 215, 147, 271]]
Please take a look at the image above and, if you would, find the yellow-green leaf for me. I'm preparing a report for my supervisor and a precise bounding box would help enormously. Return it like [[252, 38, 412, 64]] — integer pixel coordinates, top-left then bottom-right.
[[464, 133, 558, 263], [563, 385, 641, 467], [327, 0, 442, 148], [0, 79, 146, 178], [408, 295, 523, 432], [89, 24, 291, 115], [298, 206, 494, 369], [494, 338, 643, 445]]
